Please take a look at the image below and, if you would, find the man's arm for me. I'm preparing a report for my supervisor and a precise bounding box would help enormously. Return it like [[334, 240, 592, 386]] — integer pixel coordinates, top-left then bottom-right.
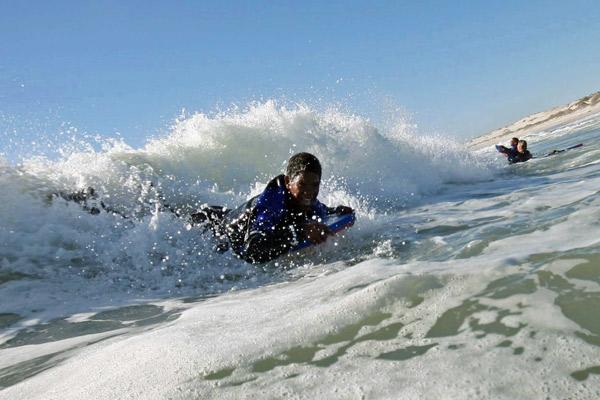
[[495, 145, 510, 157], [241, 225, 299, 263], [331, 205, 353, 215]]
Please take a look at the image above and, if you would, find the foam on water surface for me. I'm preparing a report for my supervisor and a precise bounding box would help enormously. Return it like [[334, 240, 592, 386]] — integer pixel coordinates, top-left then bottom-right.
[[3, 252, 600, 399]]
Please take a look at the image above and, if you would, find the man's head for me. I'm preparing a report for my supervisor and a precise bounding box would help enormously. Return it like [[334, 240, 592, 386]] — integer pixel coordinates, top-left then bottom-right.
[[285, 152, 322, 208], [511, 137, 519, 148], [517, 140, 528, 153]]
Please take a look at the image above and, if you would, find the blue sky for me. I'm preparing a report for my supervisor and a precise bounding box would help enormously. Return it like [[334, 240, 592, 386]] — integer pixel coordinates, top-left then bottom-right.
[[2, 0, 600, 156]]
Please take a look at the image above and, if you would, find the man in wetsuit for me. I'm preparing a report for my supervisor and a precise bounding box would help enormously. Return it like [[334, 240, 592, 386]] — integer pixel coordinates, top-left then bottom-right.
[[51, 153, 354, 264], [193, 152, 354, 264]]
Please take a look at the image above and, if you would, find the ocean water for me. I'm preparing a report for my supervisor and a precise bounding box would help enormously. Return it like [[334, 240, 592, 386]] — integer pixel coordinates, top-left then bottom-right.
[[1, 102, 599, 399]]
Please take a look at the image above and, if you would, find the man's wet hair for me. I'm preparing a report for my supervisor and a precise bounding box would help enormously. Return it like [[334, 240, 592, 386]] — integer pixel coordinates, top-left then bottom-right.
[[286, 152, 322, 179], [511, 137, 519, 144]]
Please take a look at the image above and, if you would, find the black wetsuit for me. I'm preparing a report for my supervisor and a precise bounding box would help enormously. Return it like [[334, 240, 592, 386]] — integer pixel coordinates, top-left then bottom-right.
[[197, 175, 335, 264], [55, 177, 343, 264]]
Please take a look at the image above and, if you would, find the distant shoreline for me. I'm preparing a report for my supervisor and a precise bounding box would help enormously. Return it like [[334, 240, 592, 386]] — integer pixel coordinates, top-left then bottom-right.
[[468, 91, 600, 149]]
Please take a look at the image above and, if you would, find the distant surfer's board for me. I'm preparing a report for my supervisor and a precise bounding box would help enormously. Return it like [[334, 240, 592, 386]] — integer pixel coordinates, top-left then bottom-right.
[[543, 143, 583, 157], [292, 212, 355, 251]]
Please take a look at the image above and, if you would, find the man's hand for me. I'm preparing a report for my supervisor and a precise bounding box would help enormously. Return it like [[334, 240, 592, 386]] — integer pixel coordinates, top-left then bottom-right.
[[304, 222, 331, 244], [334, 205, 354, 215]]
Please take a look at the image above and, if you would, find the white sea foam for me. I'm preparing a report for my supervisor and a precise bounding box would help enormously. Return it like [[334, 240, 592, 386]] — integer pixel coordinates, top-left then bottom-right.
[[3, 251, 600, 400]]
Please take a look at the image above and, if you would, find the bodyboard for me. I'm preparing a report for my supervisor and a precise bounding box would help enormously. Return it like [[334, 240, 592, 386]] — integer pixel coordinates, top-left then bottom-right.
[[291, 212, 355, 251], [543, 143, 583, 157]]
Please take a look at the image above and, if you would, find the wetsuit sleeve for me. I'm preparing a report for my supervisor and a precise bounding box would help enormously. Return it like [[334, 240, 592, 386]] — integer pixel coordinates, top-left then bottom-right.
[[314, 201, 334, 217], [496, 145, 508, 154], [241, 203, 304, 263], [241, 199, 333, 263], [496, 145, 514, 158], [318, 201, 354, 217], [242, 224, 301, 263]]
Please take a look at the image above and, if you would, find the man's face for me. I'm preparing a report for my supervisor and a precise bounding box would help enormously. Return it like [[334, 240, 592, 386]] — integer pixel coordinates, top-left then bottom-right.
[[285, 171, 320, 208], [511, 139, 519, 147]]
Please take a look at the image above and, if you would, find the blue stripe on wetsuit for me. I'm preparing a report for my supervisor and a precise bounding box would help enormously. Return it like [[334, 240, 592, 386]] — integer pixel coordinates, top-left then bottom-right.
[[250, 184, 287, 233], [250, 182, 329, 234]]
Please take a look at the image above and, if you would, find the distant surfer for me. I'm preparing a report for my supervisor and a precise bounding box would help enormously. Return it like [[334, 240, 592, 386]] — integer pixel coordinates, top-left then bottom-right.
[[496, 138, 532, 164], [191, 152, 354, 263]]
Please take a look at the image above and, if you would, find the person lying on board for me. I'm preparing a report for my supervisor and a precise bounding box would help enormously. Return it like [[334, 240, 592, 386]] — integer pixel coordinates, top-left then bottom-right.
[[50, 152, 354, 264], [191, 152, 354, 263]]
